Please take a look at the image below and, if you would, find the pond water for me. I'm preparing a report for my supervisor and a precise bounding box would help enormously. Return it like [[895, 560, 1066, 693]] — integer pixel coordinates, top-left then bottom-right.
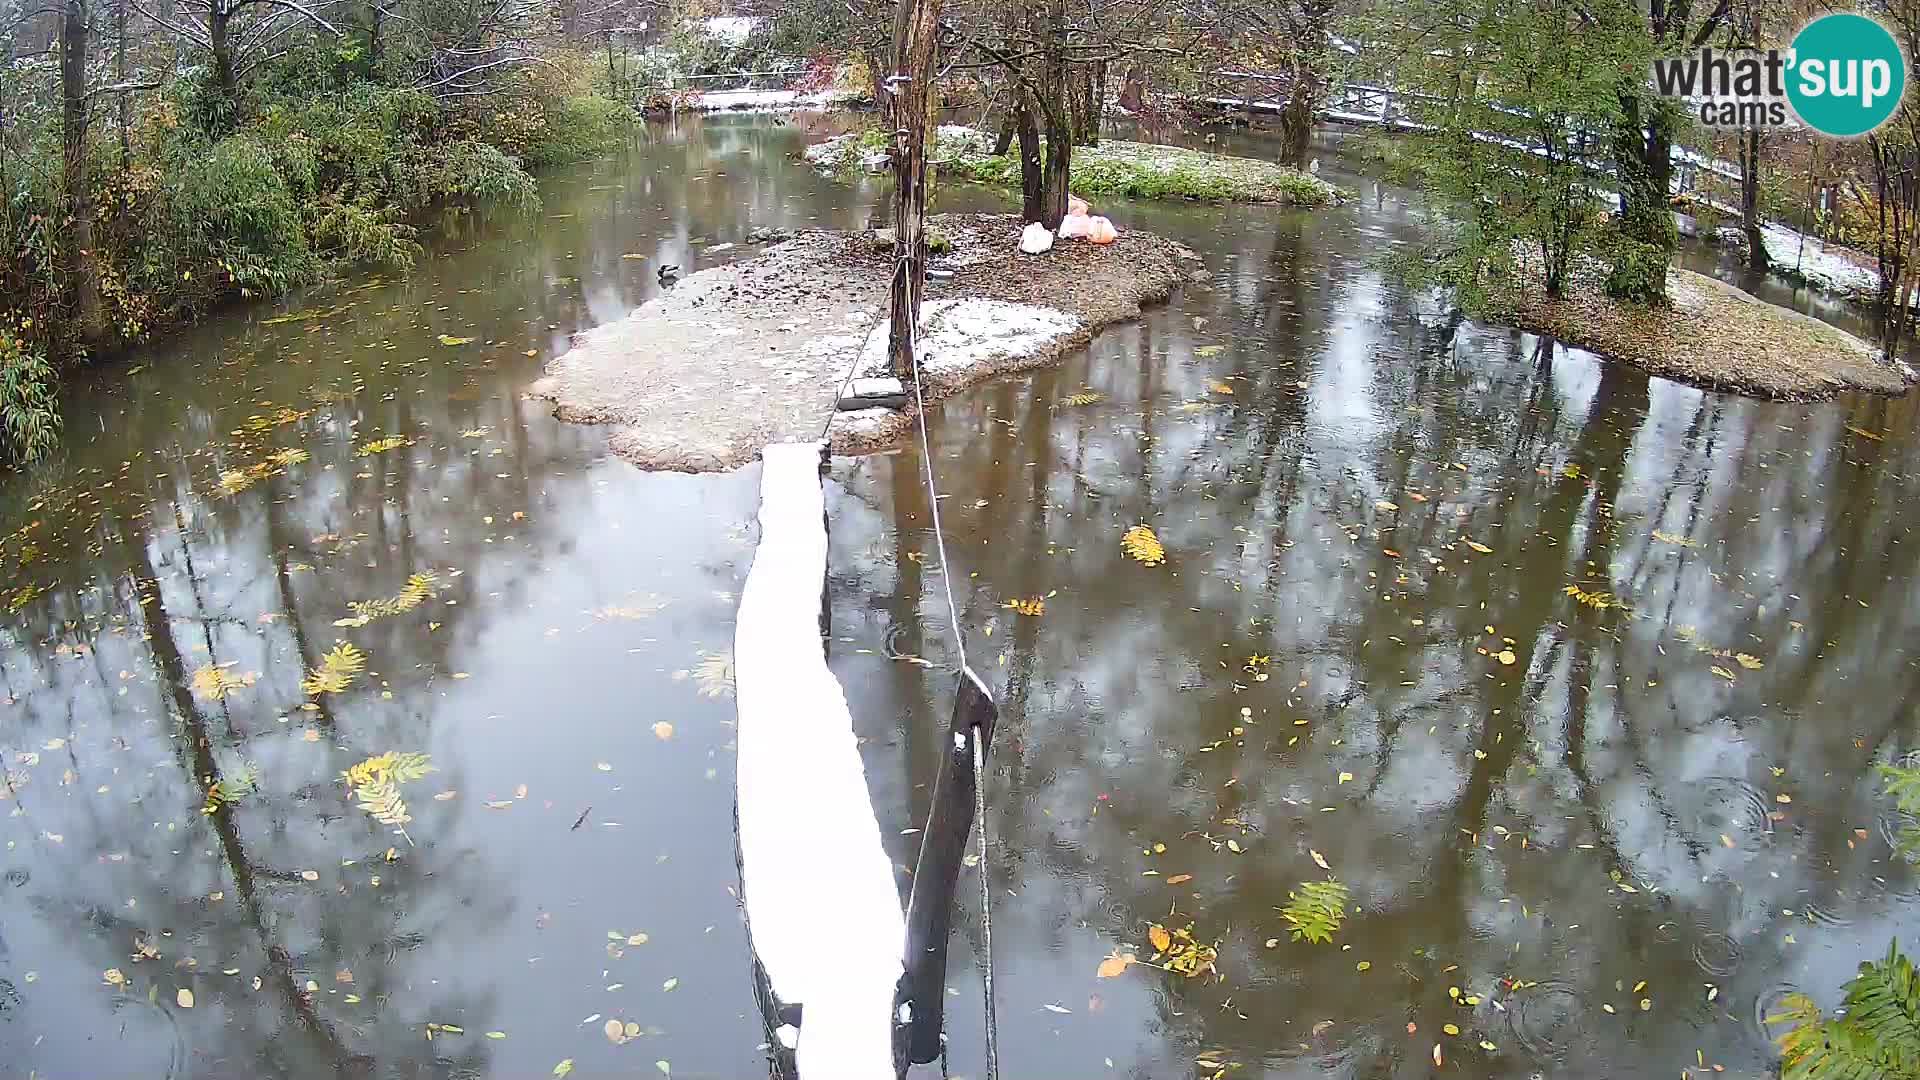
[[3, 114, 1918, 1080]]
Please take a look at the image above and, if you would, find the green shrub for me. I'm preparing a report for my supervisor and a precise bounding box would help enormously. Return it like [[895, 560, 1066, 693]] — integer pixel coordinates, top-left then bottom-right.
[[1772, 942, 1920, 1079], [524, 95, 634, 168], [0, 332, 58, 466], [1603, 233, 1673, 308], [190, 137, 314, 292], [308, 200, 421, 270], [1767, 767, 1920, 1079]]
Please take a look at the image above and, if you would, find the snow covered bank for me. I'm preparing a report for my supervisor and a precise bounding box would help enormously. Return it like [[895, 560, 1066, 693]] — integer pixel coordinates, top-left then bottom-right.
[[528, 214, 1199, 471], [693, 87, 865, 113]]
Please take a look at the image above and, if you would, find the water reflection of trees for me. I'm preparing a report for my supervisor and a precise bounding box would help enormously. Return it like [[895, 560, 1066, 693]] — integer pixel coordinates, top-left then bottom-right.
[[833, 198, 1920, 1077]]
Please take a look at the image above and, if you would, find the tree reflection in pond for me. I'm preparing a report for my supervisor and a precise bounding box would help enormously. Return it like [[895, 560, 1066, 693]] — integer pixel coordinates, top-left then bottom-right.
[[2, 116, 1918, 1080]]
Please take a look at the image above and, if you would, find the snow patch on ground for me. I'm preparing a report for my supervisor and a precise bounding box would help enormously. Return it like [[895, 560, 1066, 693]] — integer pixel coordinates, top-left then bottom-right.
[[701, 15, 760, 43], [1759, 224, 1884, 300], [694, 88, 861, 113], [856, 298, 1083, 376]]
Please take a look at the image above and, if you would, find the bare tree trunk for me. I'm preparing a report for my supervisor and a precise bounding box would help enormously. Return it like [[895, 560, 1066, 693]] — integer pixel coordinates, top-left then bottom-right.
[[368, 0, 383, 69], [1277, 67, 1314, 167], [1013, 86, 1042, 221], [1085, 58, 1105, 146], [1032, 0, 1070, 228], [210, 3, 236, 100], [885, 0, 939, 381], [1117, 62, 1144, 116], [61, 0, 104, 346], [115, 0, 129, 168], [1741, 125, 1768, 273]]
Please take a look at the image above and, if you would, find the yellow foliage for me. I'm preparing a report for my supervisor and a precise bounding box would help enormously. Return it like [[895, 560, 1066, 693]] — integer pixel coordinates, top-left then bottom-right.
[[302, 641, 366, 696], [356, 436, 409, 456], [1122, 525, 1166, 566], [1562, 584, 1620, 610], [337, 571, 439, 626], [191, 664, 257, 700], [342, 752, 435, 835]]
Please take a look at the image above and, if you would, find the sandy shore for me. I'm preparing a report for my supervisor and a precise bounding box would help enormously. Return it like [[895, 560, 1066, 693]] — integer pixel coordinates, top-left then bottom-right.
[[528, 214, 1198, 472], [1511, 267, 1911, 401]]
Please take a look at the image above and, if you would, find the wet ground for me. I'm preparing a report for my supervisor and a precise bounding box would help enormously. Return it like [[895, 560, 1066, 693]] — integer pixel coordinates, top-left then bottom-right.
[[2, 114, 1917, 1080]]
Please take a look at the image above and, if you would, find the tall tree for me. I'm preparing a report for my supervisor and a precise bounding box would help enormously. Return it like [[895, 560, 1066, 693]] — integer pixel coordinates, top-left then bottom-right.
[[60, 0, 105, 345], [886, 0, 940, 378], [1608, 0, 1732, 304]]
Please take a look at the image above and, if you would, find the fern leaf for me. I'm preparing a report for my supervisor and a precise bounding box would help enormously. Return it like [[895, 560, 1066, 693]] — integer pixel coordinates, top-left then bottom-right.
[[1777, 942, 1920, 1080], [302, 641, 366, 697], [1878, 765, 1920, 859], [1280, 878, 1349, 944], [356, 436, 409, 456], [388, 751, 435, 785]]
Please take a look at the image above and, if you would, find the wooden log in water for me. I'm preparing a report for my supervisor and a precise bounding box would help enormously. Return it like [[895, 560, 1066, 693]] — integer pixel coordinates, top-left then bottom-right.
[[735, 441, 904, 1080], [897, 667, 998, 1066]]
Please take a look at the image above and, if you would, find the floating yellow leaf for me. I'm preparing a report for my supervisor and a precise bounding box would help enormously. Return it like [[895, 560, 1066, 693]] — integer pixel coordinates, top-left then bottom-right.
[[1465, 539, 1493, 554], [1195, 344, 1226, 356], [1005, 596, 1046, 616], [1121, 525, 1166, 566], [177, 988, 194, 1009], [1563, 584, 1620, 610], [341, 751, 434, 841], [1311, 850, 1330, 871], [1375, 501, 1398, 512], [1211, 382, 1234, 395], [680, 651, 734, 699], [1710, 665, 1736, 681], [336, 572, 440, 627], [437, 335, 475, 346], [554, 1060, 574, 1077], [1496, 649, 1517, 666], [302, 642, 366, 697], [1338, 771, 1353, 784], [605, 1019, 627, 1044], [1735, 653, 1764, 670], [1095, 952, 1134, 978], [103, 968, 127, 988], [356, 435, 409, 456], [1061, 391, 1103, 407], [1443, 1023, 1459, 1036], [191, 664, 258, 700], [1651, 529, 1697, 547], [1149, 925, 1172, 953], [653, 722, 674, 740], [1166, 873, 1193, 885]]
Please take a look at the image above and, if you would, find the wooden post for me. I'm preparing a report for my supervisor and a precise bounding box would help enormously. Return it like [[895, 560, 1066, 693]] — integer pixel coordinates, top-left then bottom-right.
[[886, 0, 940, 381], [896, 668, 998, 1067]]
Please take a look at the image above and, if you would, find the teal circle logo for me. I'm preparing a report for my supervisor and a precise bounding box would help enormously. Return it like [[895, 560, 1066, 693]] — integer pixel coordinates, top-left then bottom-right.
[[1786, 14, 1906, 137]]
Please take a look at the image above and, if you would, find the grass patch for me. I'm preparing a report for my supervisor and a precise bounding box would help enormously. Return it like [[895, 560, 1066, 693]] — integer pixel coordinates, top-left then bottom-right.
[[807, 125, 1342, 207], [1507, 263, 1905, 401]]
